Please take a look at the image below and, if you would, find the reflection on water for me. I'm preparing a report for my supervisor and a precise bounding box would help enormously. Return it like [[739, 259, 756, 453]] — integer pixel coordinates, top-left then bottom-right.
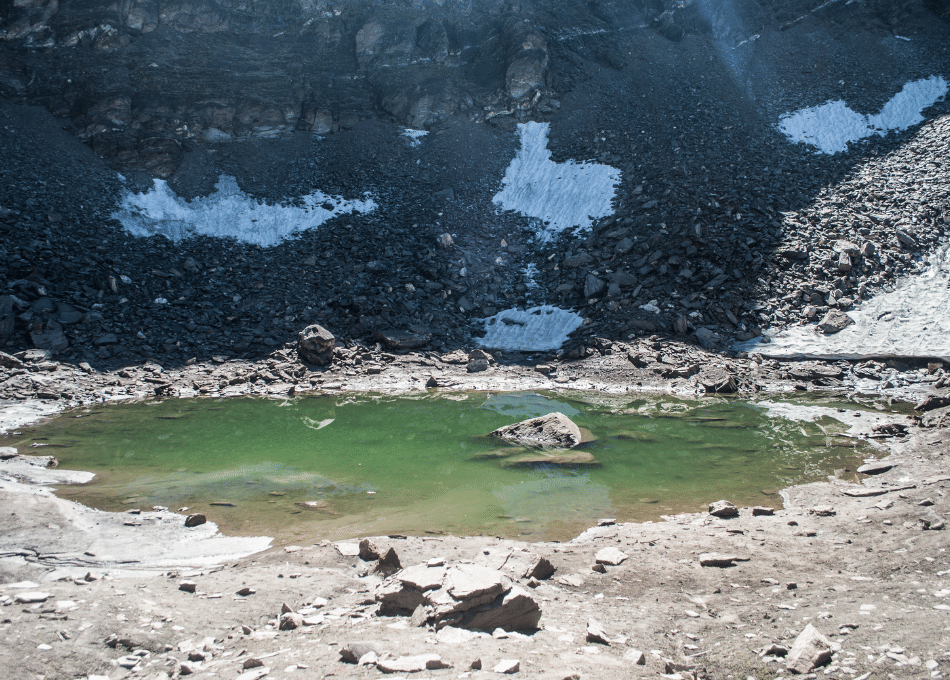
[[9, 391, 887, 542]]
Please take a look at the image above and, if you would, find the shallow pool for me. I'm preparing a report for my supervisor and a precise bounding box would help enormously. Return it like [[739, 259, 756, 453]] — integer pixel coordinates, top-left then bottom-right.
[[8, 392, 885, 542]]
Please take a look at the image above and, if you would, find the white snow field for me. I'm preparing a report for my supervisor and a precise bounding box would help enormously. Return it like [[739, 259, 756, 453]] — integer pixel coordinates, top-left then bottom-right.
[[778, 75, 947, 154], [479, 305, 585, 352], [492, 121, 620, 238], [113, 175, 377, 247], [738, 245, 950, 362]]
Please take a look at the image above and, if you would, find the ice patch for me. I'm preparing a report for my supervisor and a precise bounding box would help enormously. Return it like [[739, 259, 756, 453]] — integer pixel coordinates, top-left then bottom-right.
[[492, 122, 620, 238], [479, 305, 584, 352], [403, 128, 428, 147], [778, 76, 947, 154], [113, 175, 377, 247], [737, 244, 950, 361]]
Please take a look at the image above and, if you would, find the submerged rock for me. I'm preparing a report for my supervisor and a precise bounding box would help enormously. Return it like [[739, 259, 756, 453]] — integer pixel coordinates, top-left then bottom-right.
[[489, 412, 582, 450]]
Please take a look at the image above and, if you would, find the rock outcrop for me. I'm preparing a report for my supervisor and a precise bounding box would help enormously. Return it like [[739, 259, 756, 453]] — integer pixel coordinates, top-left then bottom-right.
[[375, 562, 542, 632]]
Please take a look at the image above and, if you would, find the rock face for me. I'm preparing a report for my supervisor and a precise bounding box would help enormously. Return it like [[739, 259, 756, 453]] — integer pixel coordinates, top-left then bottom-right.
[[375, 562, 541, 632], [489, 412, 582, 450], [297, 325, 335, 366]]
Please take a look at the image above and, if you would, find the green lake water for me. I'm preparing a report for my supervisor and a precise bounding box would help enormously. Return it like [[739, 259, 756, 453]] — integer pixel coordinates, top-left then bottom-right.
[[8, 392, 885, 542]]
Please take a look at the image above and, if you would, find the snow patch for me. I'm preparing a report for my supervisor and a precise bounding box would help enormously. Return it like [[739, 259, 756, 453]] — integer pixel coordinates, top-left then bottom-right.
[[478, 305, 584, 352], [113, 175, 377, 247], [403, 128, 428, 147], [737, 244, 950, 361], [778, 76, 947, 154], [493, 122, 620, 239]]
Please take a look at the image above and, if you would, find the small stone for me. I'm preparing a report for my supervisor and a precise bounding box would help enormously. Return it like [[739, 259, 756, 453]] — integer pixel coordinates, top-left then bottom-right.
[[624, 649, 646, 665], [752, 506, 774, 516], [178, 581, 198, 593], [816, 310, 854, 334], [242, 658, 264, 669], [810, 505, 836, 517], [709, 500, 739, 518], [236, 587, 256, 596], [493, 659, 520, 674], [15, 592, 50, 604], [279, 612, 303, 630], [586, 618, 612, 645], [591, 563, 607, 573], [340, 642, 384, 664], [699, 553, 740, 568]]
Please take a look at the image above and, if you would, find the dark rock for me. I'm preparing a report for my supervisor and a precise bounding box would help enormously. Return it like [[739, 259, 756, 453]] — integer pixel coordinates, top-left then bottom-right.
[[817, 310, 854, 334], [340, 641, 385, 664], [298, 324, 335, 365], [184, 513, 207, 527], [373, 329, 430, 350], [584, 274, 607, 298], [915, 395, 950, 412], [31, 320, 68, 354]]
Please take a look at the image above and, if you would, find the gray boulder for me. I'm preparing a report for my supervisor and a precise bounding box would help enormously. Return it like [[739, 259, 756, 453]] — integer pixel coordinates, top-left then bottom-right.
[[489, 412, 582, 450]]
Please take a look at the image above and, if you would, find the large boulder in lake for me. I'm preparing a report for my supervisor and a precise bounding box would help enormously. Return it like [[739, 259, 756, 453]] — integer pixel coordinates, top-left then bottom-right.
[[489, 412, 582, 450], [298, 324, 335, 365]]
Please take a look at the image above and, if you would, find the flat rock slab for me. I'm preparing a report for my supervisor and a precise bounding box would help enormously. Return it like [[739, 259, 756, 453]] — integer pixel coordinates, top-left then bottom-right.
[[594, 547, 628, 566], [857, 461, 894, 475], [501, 450, 600, 468], [376, 654, 449, 673], [493, 659, 520, 674], [334, 542, 361, 557], [699, 553, 748, 568]]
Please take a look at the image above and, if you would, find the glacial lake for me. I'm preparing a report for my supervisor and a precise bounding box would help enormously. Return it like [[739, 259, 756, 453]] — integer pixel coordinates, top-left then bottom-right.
[[7, 392, 891, 542]]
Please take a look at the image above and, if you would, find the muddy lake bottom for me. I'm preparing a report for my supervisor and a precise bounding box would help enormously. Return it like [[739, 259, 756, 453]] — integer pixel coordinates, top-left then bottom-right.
[[6, 391, 896, 542]]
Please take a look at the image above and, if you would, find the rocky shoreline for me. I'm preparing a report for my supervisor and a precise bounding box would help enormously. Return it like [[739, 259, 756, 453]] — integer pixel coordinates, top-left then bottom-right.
[[2, 393, 950, 680]]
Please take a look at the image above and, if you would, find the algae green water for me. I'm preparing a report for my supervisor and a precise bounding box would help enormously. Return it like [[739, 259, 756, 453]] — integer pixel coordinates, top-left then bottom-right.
[[10, 392, 879, 542]]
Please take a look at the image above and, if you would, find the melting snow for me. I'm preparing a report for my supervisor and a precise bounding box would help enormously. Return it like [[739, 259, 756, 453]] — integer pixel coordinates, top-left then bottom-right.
[[737, 245, 950, 361], [492, 121, 620, 239], [479, 305, 584, 352], [403, 129, 429, 147], [113, 175, 376, 247], [778, 76, 947, 154]]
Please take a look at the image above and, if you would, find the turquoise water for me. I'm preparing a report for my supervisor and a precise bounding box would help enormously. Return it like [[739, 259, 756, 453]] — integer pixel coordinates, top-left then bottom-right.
[[10, 392, 877, 542]]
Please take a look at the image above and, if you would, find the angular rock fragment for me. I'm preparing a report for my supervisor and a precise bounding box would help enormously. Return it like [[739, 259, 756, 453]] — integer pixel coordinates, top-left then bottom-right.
[[816, 310, 854, 334], [708, 500, 739, 518], [786, 623, 832, 674]]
